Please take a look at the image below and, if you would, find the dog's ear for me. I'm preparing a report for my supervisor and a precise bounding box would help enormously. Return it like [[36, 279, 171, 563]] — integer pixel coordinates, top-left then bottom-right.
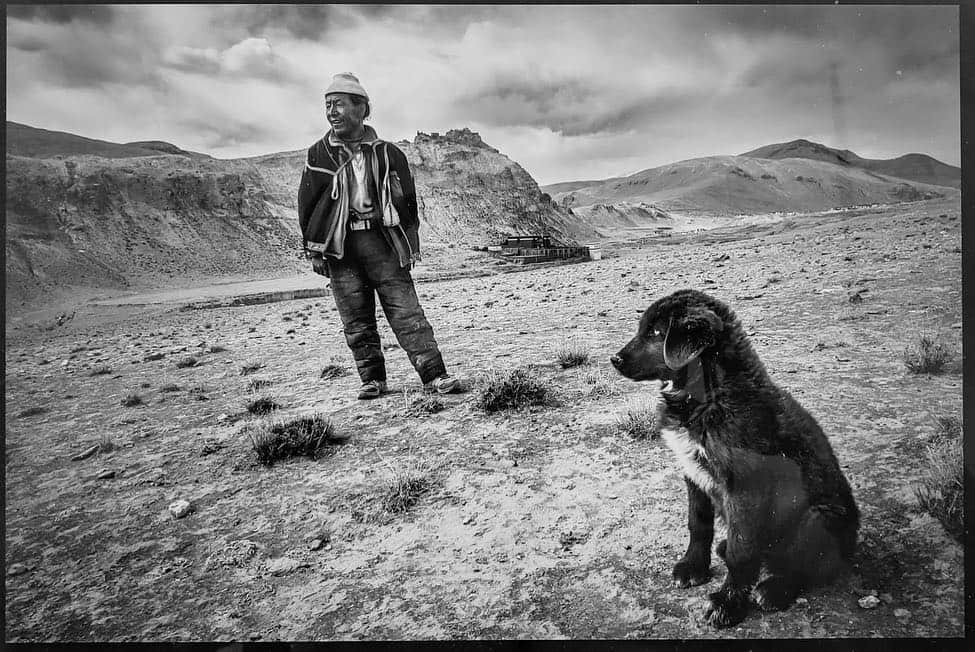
[[663, 308, 723, 370]]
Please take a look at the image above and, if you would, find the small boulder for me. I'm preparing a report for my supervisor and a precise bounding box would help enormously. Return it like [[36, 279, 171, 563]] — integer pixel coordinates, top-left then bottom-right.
[[858, 595, 881, 609], [169, 499, 193, 519]]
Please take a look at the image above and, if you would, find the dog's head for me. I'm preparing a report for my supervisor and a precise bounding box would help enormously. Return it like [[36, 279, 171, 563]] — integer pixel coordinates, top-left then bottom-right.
[[611, 289, 727, 383]]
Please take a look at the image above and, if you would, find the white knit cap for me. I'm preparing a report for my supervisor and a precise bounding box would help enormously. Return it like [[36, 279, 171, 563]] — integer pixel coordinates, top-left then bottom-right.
[[325, 72, 369, 99]]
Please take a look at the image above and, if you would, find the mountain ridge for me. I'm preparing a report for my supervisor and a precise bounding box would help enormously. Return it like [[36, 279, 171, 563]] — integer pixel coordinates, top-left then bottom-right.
[[544, 139, 960, 197]]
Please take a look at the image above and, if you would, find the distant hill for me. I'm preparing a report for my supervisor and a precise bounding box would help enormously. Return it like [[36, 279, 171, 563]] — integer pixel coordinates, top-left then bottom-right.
[[541, 178, 625, 196], [543, 140, 958, 229], [741, 139, 960, 189], [5, 122, 202, 159]]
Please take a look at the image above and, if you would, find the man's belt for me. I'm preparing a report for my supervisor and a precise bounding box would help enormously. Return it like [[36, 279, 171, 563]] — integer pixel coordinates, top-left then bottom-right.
[[349, 208, 379, 231]]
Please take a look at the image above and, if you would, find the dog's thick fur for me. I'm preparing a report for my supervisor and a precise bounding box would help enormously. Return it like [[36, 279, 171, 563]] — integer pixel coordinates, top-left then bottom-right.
[[611, 289, 859, 628]]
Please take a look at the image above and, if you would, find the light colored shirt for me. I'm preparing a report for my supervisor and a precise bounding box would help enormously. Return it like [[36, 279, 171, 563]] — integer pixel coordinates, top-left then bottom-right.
[[349, 148, 373, 214]]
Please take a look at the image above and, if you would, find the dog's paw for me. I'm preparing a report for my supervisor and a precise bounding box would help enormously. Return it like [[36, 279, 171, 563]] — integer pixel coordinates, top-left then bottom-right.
[[673, 558, 712, 588], [704, 590, 750, 629], [754, 576, 799, 612]]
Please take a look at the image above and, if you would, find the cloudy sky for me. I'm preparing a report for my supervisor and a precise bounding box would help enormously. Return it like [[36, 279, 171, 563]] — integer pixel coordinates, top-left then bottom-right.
[[6, 4, 960, 185]]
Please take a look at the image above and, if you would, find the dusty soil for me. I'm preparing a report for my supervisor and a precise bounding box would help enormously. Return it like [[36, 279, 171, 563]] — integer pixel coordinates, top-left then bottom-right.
[[4, 197, 964, 641]]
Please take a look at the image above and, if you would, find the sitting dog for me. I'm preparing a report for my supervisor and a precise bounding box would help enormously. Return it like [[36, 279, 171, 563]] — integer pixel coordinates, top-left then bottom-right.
[[610, 289, 859, 628]]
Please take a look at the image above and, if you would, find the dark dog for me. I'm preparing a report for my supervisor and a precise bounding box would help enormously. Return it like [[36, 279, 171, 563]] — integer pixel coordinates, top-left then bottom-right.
[[611, 289, 859, 628]]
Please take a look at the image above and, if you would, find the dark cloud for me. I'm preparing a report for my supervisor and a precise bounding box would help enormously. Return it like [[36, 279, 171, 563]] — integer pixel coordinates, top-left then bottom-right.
[[700, 5, 954, 42], [233, 4, 406, 41], [6, 4, 115, 25], [163, 48, 221, 76], [17, 40, 166, 90], [7, 34, 47, 52], [236, 5, 339, 40], [178, 114, 273, 152], [455, 75, 703, 137]]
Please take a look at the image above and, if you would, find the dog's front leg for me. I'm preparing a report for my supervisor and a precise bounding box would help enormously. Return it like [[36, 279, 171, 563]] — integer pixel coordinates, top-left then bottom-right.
[[705, 523, 761, 628], [673, 477, 714, 587]]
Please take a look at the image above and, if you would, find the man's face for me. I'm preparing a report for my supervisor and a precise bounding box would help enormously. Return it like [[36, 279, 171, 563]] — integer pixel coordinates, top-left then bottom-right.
[[325, 93, 366, 139]]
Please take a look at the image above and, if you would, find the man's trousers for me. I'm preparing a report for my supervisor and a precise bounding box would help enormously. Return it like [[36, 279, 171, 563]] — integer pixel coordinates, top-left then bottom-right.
[[325, 228, 447, 385]]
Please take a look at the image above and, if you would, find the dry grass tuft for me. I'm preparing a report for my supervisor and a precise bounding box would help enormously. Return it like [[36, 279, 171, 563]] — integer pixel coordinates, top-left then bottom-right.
[[377, 458, 440, 516], [240, 361, 264, 376], [175, 356, 199, 369], [914, 419, 963, 542], [402, 392, 446, 416], [903, 334, 952, 374], [354, 457, 442, 522], [16, 406, 46, 418], [89, 366, 112, 376], [475, 367, 552, 412], [583, 368, 621, 398], [160, 383, 181, 393], [99, 434, 117, 453], [555, 340, 591, 369], [320, 364, 348, 380], [934, 416, 962, 441], [120, 394, 143, 407], [248, 413, 337, 466], [247, 378, 273, 392], [246, 396, 281, 415], [616, 398, 661, 439]]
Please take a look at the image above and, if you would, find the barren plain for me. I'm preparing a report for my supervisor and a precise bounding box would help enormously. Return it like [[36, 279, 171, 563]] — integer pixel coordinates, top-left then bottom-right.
[[4, 196, 963, 641]]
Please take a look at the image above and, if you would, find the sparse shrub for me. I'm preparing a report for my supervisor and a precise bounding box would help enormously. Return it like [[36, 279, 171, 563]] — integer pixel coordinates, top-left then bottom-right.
[[16, 406, 46, 418], [99, 434, 117, 453], [377, 458, 439, 516], [120, 394, 143, 407], [247, 396, 281, 415], [240, 361, 263, 376], [403, 392, 445, 416], [934, 416, 962, 441], [914, 421, 963, 542], [616, 398, 661, 439], [160, 383, 181, 392], [248, 413, 337, 466], [208, 345, 227, 354], [555, 341, 591, 369], [354, 457, 441, 522], [475, 367, 551, 412], [247, 378, 273, 392], [90, 366, 112, 376], [320, 364, 348, 380], [583, 368, 620, 398], [176, 356, 199, 369], [904, 335, 952, 374], [188, 385, 208, 401]]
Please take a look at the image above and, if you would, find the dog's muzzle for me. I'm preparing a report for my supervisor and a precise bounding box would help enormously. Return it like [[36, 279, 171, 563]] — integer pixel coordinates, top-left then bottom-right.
[[610, 354, 623, 370]]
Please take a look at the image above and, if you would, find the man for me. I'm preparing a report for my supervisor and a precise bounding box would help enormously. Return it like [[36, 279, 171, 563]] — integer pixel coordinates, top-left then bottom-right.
[[298, 73, 460, 400]]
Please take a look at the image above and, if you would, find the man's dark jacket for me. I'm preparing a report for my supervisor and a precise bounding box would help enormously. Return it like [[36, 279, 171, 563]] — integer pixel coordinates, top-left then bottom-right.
[[298, 125, 420, 268]]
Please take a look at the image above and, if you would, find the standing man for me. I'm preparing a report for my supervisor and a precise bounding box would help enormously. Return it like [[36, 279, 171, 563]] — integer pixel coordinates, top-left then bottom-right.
[[298, 73, 460, 400]]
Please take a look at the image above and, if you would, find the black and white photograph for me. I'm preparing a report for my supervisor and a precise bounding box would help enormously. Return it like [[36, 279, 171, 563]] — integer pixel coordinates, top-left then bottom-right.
[[4, 2, 964, 642]]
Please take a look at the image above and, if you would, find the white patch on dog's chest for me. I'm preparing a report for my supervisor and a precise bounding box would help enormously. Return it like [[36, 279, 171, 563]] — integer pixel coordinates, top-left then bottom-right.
[[660, 426, 717, 495]]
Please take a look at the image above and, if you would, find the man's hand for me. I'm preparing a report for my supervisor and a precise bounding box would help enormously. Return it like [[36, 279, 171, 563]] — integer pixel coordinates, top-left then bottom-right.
[[310, 253, 328, 276]]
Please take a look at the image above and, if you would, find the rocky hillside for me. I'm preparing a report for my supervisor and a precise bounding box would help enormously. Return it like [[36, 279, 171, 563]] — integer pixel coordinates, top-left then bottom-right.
[[5, 123, 591, 312], [544, 142, 958, 229], [397, 129, 594, 245], [741, 139, 961, 189]]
